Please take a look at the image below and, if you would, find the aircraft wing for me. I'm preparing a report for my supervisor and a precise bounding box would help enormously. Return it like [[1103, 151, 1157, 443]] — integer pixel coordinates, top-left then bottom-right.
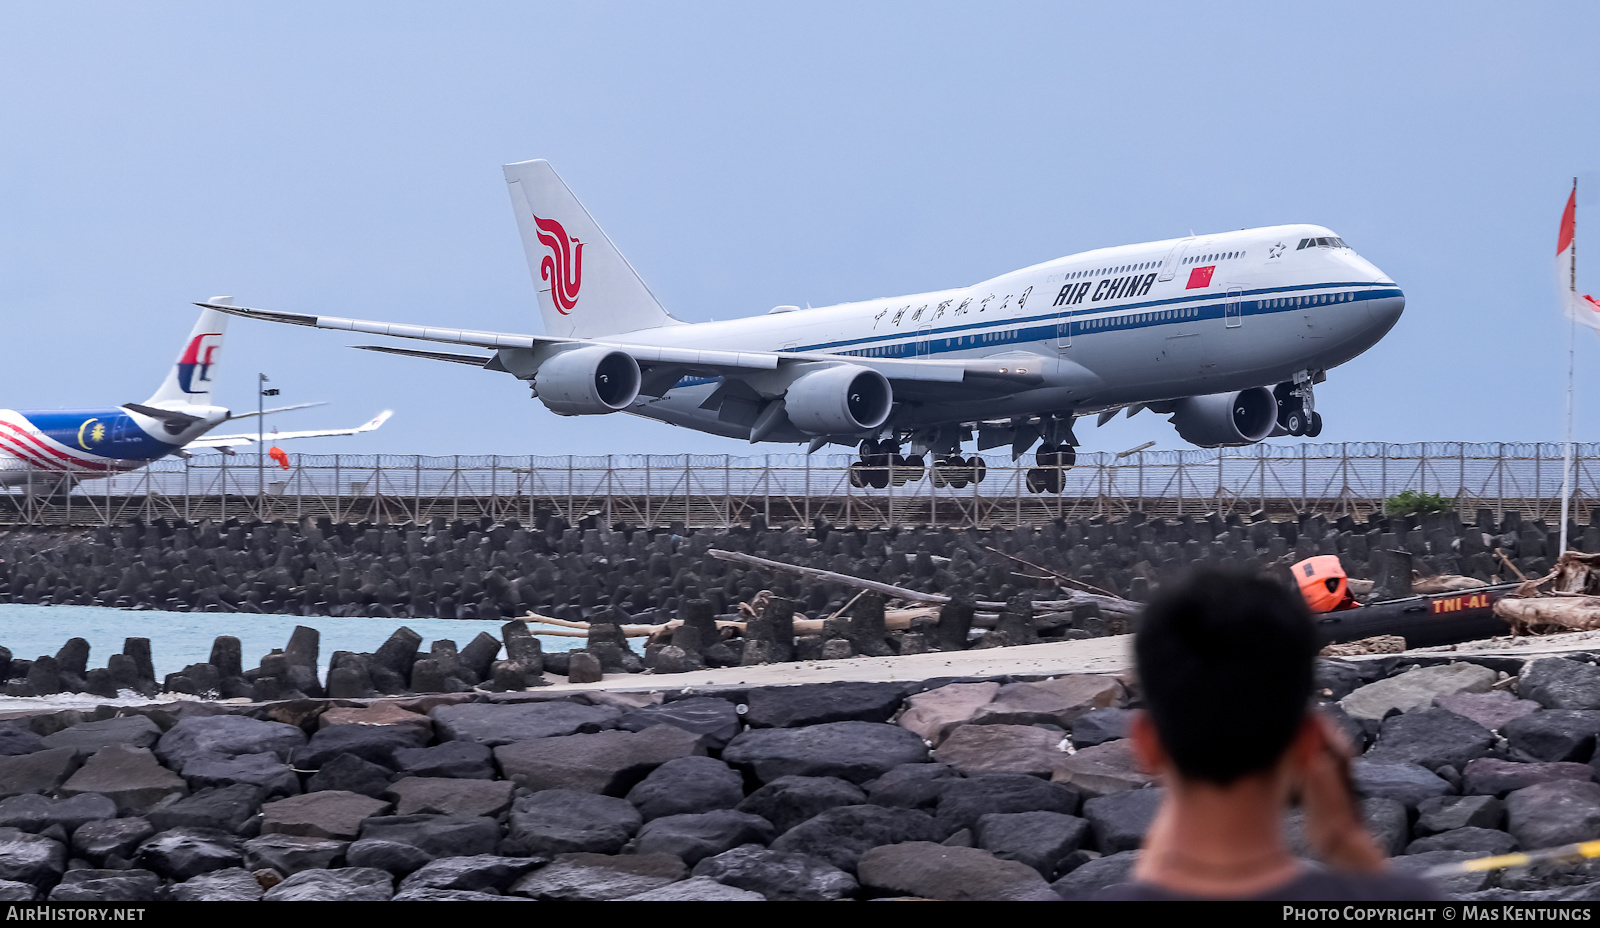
[[188, 410, 393, 450], [196, 302, 1043, 388]]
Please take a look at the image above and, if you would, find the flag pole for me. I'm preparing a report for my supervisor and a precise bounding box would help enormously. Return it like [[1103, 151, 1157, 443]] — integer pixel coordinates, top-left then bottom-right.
[[1561, 177, 1577, 554]]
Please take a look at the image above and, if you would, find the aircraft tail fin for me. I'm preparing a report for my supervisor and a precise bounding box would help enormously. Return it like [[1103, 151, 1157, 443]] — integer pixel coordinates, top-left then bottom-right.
[[144, 298, 231, 406], [504, 159, 679, 338]]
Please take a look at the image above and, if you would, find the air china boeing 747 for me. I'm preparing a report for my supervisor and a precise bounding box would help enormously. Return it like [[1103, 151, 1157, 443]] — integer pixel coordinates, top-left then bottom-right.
[[202, 160, 1404, 494]]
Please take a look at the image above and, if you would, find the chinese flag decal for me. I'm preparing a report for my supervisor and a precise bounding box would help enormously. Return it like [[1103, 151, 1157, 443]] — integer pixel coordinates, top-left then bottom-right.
[[1186, 266, 1216, 289]]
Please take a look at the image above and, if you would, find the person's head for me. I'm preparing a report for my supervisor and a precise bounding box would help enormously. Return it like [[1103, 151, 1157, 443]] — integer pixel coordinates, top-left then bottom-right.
[[1133, 567, 1318, 786]]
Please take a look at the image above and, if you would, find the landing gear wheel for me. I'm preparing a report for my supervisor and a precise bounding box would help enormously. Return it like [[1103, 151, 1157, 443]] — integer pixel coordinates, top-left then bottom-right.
[[1026, 468, 1052, 494], [970, 456, 987, 484], [947, 456, 971, 489], [866, 455, 891, 489], [1306, 412, 1323, 438], [848, 462, 867, 488], [1285, 408, 1307, 437], [930, 459, 949, 488], [900, 454, 925, 484]]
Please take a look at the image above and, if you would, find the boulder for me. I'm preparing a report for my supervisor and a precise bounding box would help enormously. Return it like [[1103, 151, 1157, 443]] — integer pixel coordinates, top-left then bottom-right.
[[618, 875, 766, 901], [690, 843, 858, 901], [616, 697, 741, 751], [974, 810, 1092, 880], [1435, 690, 1542, 733], [932, 724, 1066, 778], [154, 715, 306, 769], [385, 778, 515, 818], [71, 817, 155, 867], [736, 776, 866, 834], [347, 814, 502, 872], [625, 755, 746, 821], [1504, 710, 1600, 763], [1340, 663, 1498, 721], [1506, 780, 1600, 849], [494, 724, 705, 795], [1052, 738, 1154, 797], [1364, 707, 1495, 772], [967, 675, 1127, 728], [48, 868, 162, 903], [429, 701, 621, 747], [170, 867, 264, 902], [396, 855, 545, 895], [770, 804, 941, 873], [742, 682, 908, 728], [59, 745, 186, 815], [897, 681, 1001, 745], [863, 763, 960, 811], [179, 752, 299, 798], [503, 789, 641, 857], [508, 851, 686, 901], [0, 749, 81, 800], [134, 827, 243, 880], [1350, 760, 1454, 809], [1415, 795, 1506, 836], [1521, 658, 1600, 710], [261, 867, 395, 902], [722, 721, 929, 785], [260, 791, 391, 841], [40, 717, 162, 757], [1462, 758, 1593, 797], [242, 833, 348, 875], [856, 841, 1059, 901], [634, 810, 777, 866], [0, 828, 65, 887], [1081, 787, 1164, 854], [935, 774, 1081, 835], [1405, 827, 1519, 857], [391, 741, 495, 780]]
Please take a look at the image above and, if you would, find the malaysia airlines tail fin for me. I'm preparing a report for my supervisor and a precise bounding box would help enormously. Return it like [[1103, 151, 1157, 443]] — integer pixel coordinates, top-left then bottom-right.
[[144, 299, 231, 407], [504, 159, 679, 339]]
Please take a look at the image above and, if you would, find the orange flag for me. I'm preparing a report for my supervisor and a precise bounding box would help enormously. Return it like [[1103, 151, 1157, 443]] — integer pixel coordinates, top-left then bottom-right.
[[268, 446, 290, 471]]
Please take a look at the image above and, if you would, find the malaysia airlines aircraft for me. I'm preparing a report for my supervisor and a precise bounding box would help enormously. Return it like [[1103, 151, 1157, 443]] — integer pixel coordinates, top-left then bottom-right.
[[201, 160, 1404, 494], [0, 302, 392, 487]]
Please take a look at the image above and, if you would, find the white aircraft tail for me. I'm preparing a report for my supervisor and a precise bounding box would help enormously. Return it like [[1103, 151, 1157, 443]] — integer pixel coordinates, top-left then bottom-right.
[[144, 298, 231, 406], [504, 159, 679, 338]]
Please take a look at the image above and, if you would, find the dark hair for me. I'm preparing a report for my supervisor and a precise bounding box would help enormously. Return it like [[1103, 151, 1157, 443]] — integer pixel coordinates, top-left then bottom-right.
[[1135, 567, 1317, 785]]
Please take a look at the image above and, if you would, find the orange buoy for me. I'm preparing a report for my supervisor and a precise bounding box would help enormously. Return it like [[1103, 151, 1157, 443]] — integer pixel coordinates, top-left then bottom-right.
[[1293, 554, 1359, 613]]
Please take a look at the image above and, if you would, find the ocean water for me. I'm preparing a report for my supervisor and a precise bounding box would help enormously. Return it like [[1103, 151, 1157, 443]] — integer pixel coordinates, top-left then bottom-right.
[[0, 603, 583, 682]]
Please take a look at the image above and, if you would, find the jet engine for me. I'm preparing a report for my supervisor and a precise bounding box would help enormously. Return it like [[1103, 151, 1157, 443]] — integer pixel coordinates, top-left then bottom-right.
[[783, 364, 893, 434], [1167, 387, 1277, 447], [534, 346, 642, 416]]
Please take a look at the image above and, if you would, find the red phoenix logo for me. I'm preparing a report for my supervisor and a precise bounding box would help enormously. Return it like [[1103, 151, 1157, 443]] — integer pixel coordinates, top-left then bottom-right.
[[534, 213, 584, 314]]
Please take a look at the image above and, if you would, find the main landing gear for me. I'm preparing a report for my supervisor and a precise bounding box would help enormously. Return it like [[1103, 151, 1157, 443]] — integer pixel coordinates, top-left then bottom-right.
[[1275, 380, 1323, 438], [847, 439, 986, 489], [1025, 443, 1076, 494]]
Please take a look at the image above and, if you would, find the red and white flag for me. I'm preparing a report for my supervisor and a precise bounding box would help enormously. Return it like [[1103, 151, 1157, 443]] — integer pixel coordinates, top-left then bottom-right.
[[1558, 186, 1600, 332]]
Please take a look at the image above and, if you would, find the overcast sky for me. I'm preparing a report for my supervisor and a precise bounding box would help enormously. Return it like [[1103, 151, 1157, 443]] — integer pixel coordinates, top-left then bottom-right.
[[2, 2, 1596, 461]]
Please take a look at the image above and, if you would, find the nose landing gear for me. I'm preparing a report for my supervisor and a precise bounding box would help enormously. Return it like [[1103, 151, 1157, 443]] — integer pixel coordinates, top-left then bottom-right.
[[1275, 379, 1324, 438]]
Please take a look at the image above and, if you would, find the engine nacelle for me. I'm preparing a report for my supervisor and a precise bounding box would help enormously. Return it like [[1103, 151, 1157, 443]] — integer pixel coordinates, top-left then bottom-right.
[[1168, 387, 1277, 447], [783, 364, 893, 434], [534, 346, 642, 416]]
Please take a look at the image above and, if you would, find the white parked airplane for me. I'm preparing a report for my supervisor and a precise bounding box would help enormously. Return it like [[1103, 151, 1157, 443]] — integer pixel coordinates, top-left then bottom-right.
[[201, 160, 1403, 494], [0, 301, 392, 487]]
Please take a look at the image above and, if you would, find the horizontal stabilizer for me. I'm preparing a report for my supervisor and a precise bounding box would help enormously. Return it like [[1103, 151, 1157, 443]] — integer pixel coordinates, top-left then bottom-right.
[[227, 401, 328, 421], [122, 403, 203, 429]]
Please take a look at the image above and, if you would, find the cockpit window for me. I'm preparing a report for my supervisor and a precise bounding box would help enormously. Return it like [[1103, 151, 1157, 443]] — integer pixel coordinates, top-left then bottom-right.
[[1297, 237, 1349, 250]]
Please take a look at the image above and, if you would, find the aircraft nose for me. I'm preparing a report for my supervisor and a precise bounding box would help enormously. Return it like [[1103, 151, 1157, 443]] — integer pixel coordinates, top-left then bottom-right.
[[1367, 290, 1404, 333]]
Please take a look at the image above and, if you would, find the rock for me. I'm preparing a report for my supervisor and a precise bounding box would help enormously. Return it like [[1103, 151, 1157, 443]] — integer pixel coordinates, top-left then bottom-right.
[[1435, 690, 1542, 732], [48, 868, 162, 903], [863, 763, 960, 811], [974, 810, 1092, 880], [318, 703, 432, 736], [508, 851, 686, 901], [71, 818, 154, 866], [690, 844, 858, 901], [1416, 795, 1506, 836], [0, 880, 35, 901], [1081, 788, 1164, 854], [770, 804, 941, 873], [626, 755, 746, 821], [494, 724, 705, 795], [262, 867, 395, 901], [0, 749, 81, 800], [1388, 850, 1492, 896], [504, 789, 641, 857], [260, 791, 391, 841], [1364, 707, 1495, 771], [392, 741, 495, 780], [722, 721, 930, 785], [1070, 708, 1136, 748], [634, 810, 777, 866], [0, 828, 65, 887], [390, 886, 528, 901], [935, 774, 1082, 835], [170, 867, 264, 902], [618, 875, 767, 901], [0, 727, 45, 758], [616, 697, 741, 751], [1507, 780, 1600, 849], [1052, 738, 1155, 797], [1350, 760, 1454, 809], [968, 675, 1127, 728], [348, 814, 502, 872], [299, 723, 429, 771], [1340, 663, 1499, 721], [1505, 710, 1600, 763], [0, 793, 116, 834], [1405, 827, 1519, 856], [242, 833, 348, 874], [856, 841, 1059, 901], [155, 715, 306, 770], [305, 753, 392, 798], [396, 855, 545, 894], [134, 827, 243, 880], [736, 776, 867, 834], [932, 723, 1067, 778], [1050, 849, 1139, 899], [147, 784, 264, 833], [742, 682, 908, 728], [1521, 658, 1600, 710], [179, 752, 299, 798], [1462, 758, 1593, 797], [385, 778, 515, 818], [897, 681, 1001, 746], [429, 700, 621, 747], [40, 717, 162, 757], [59, 745, 187, 815]]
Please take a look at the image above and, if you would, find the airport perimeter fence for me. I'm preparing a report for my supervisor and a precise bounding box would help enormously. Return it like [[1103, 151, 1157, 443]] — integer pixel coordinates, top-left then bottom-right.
[[4, 442, 1600, 530]]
